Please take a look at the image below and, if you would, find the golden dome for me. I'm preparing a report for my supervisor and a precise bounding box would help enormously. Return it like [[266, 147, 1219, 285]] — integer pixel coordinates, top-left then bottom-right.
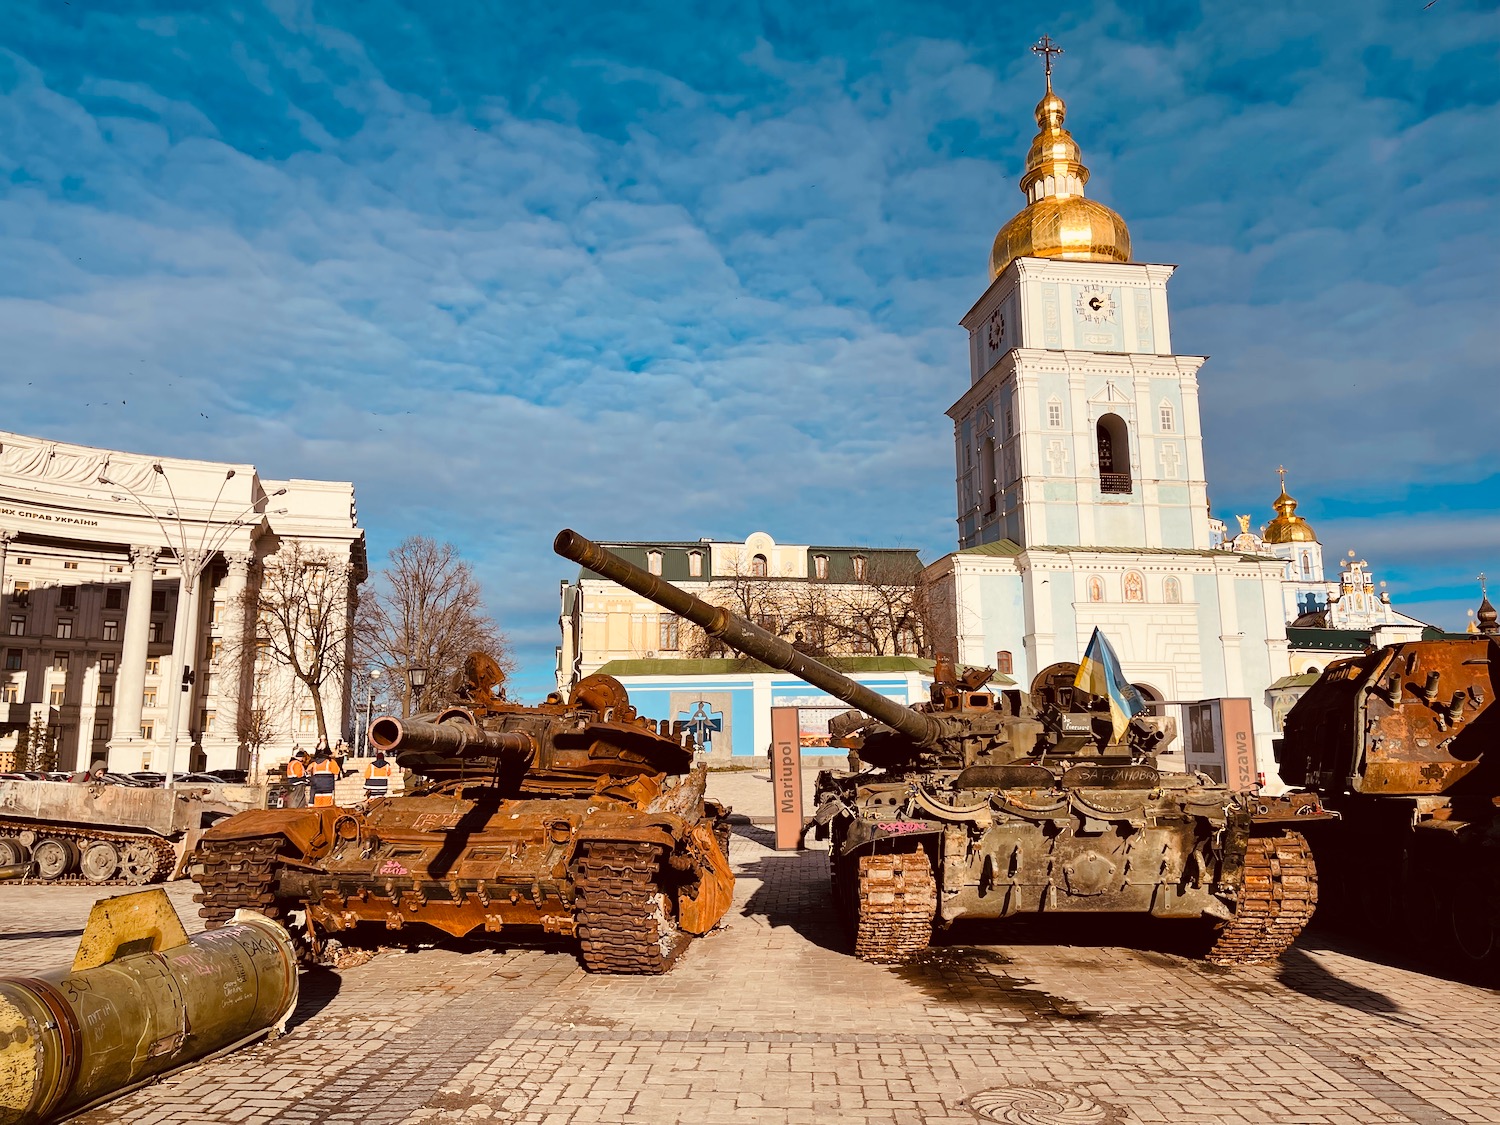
[[990, 84, 1131, 279], [1262, 472, 1318, 544]]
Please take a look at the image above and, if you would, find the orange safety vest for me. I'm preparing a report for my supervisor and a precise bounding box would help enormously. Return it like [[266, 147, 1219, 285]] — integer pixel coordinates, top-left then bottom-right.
[[309, 757, 339, 806], [363, 759, 393, 796], [286, 758, 307, 780]]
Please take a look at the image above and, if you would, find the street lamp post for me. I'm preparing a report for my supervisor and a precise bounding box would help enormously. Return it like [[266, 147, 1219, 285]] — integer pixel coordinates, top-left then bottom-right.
[[99, 466, 286, 787], [358, 667, 382, 756], [405, 665, 427, 717]]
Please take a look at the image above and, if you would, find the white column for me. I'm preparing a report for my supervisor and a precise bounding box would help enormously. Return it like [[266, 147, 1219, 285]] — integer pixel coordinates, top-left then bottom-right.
[[215, 552, 254, 769], [110, 545, 159, 761], [164, 551, 207, 783]]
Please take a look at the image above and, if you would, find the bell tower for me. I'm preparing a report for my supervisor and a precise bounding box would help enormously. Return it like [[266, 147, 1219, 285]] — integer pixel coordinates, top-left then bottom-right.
[[949, 40, 1212, 552]]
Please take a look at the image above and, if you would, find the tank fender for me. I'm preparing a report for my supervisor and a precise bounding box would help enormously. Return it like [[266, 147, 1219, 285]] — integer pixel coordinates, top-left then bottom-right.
[[677, 821, 734, 935], [840, 816, 943, 858], [571, 810, 689, 853], [195, 807, 343, 862]]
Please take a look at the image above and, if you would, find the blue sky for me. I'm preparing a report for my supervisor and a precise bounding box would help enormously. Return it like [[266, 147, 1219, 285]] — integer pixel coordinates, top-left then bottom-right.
[[3, 0, 1497, 698]]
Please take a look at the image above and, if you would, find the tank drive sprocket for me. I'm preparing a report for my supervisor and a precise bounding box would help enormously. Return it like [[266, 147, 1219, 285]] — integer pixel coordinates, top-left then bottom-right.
[[573, 840, 684, 974], [1206, 831, 1317, 965]]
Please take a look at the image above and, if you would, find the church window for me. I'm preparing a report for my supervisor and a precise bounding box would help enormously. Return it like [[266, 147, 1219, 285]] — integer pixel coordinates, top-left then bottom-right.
[[750, 553, 768, 578], [813, 554, 829, 580], [659, 614, 680, 651], [1087, 576, 1104, 603], [1123, 572, 1145, 602], [1163, 577, 1182, 604], [982, 437, 997, 512], [1004, 407, 1015, 438], [852, 555, 868, 581], [996, 650, 1013, 675], [1159, 402, 1174, 432], [1047, 399, 1062, 428], [646, 550, 662, 576], [1096, 414, 1132, 494], [688, 551, 703, 577], [1301, 553, 1311, 577]]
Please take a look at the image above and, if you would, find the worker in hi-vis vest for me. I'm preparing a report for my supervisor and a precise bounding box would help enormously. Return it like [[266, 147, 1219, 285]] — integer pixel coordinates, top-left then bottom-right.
[[309, 747, 340, 808], [285, 751, 310, 808], [363, 751, 394, 801]]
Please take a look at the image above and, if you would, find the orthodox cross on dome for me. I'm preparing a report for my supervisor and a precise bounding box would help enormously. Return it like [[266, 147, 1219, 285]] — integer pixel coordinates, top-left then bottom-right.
[[1481, 572, 1489, 599], [1032, 35, 1063, 89], [1278, 465, 1287, 489]]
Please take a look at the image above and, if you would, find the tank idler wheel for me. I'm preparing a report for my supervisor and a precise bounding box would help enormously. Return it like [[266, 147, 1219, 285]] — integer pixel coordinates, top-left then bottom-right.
[[119, 841, 159, 885], [32, 838, 77, 881], [851, 851, 937, 964], [1448, 887, 1498, 976], [0, 838, 25, 868], [80, 840, 122, 883]]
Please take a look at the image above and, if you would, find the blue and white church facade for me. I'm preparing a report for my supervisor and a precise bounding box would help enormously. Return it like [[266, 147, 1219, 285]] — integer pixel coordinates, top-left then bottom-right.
[[926, 72, 1292, 780]]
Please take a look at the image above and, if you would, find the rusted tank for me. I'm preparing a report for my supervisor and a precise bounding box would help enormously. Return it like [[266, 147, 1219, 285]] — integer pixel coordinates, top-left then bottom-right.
[[0, 778, 262, 886], [192, 656, 733, 974], [555, 528, 1331, 965], [1276, 635, 1499, 978]]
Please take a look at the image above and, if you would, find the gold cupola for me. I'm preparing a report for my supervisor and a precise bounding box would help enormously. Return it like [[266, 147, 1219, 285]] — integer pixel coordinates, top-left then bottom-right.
[[990, 46, 1132, 280], [1262, 469, 1318, 544]]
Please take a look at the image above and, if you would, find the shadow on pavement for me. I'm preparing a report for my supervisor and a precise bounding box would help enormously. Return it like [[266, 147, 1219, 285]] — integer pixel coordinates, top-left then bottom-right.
[[736, 853, 846, 954], [728, 820, 776, 848], [1273, 944, 1411, 1020], [287, 966, 343, 1031], [0, 927, 85, 942], [938, 911, 1222, 960]]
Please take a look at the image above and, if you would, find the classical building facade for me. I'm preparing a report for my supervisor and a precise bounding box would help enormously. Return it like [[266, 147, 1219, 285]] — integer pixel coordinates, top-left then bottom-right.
[[0, 430, 365, 775], [557, 532, 926, 691], [928, 65, 1294, 778]]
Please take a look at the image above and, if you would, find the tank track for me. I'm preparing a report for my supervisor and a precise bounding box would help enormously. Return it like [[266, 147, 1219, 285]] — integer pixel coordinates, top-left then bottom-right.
[[850, 851, 937, 964], [0, 821, 176, 886], [573, 840, 684, 974], [1207, 831, 1318, 965], [193, 836, 287, 929]]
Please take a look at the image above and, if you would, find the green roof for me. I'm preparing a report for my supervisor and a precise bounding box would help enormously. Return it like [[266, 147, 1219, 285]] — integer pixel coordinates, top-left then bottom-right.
[[957, 540, 1275, 563], [1269, 672, 1322, 690], [1285, 627, 1372, 651]]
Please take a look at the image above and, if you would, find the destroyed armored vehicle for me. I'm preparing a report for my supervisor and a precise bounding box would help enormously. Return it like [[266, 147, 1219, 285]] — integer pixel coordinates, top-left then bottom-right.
[[1276, 633, 1499, 977], [193, 655, 733, 973], [555, 528, 1328, 966], [0, 776, 261, 885]]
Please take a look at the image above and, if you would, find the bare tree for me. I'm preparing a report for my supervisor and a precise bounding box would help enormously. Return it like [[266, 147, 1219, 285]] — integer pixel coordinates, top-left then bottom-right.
[[248, 541, 352, 743], [683, 561, 789, 661], [240, 640, 297, 779], [355, 537, 511, 715]]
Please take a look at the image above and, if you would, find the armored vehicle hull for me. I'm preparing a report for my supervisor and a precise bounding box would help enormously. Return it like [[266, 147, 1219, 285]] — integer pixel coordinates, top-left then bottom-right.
[[0, 778, 261, 885], [193, 664, 733, 974], [1276, 636, 1499, 978], [555, 528, 1327, 966]]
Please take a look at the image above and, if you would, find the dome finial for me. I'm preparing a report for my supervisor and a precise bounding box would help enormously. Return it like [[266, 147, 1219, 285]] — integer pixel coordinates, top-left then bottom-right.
[[1032, 34, 1063, 93], [1263, 466, 1319, 544]]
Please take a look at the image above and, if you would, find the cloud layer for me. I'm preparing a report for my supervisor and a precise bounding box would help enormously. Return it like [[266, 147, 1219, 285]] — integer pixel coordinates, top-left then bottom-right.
[[2, 1, 1497, 693]]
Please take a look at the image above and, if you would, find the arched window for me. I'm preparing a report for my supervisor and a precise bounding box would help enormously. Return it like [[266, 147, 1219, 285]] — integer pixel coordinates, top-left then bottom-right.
[[687, 550, 703, 577], [813, 554, 829, 580], [982, 436, 997, 512], [1088, 576, 1104, 603], [1163, 576, 1182, 604], [1096, 413, 1132, 494], [1301, 553, 1311, 577], [996, 650, 1013, 675], [1123, 571, 1145, 602], [852, 555, 867, 581], [750, 553, 768, 578]]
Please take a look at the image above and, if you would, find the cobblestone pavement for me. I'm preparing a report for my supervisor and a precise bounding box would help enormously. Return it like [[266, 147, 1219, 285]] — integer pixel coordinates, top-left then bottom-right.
[[1, 809, 1496, 1124]]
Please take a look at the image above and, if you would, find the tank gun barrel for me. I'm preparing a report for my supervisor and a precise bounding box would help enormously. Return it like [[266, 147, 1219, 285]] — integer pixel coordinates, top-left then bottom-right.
[[554, 529, 942, 747], [368, 714, 534, 762]]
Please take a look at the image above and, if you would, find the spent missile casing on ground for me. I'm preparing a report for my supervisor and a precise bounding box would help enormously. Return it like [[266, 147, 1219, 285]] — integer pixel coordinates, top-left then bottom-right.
[[0, 888, 298, 1125], [554, 528, 942, 746]]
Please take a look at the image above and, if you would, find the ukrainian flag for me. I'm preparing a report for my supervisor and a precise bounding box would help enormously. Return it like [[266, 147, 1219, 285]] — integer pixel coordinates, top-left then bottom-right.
[[1074, 627, 1145, 744]]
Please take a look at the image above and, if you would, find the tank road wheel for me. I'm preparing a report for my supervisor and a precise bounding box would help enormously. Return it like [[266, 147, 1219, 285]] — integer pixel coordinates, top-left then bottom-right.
[[573, 841, 684, 974], [80, 840, 121, 884], [850, 851, 937, 964], [32, 838, 76, 881], [0, 838, 24, 868], [1207, 832, 1318, 965]]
